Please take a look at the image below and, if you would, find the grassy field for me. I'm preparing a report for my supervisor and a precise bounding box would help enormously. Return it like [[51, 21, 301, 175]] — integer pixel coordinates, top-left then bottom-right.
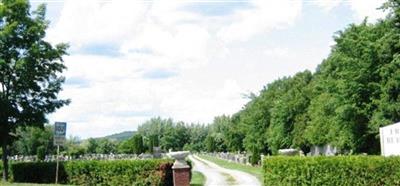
[[190, 171, 206, 186], [197, 154, 263, 182]]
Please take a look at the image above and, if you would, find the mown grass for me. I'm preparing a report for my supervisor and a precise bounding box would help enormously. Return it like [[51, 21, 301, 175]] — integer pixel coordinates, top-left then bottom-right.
[[197, 154, 263, 182], [221, 172, 236, 184], [190, 171, 206, 186]]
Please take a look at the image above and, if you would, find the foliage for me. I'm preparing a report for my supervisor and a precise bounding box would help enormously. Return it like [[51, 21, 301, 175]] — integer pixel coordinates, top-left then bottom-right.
[[12, 125, 54, 156], [263, 156, 400, 186], [11, 162, 67, 184], [8, 159, 175, 185], [190, 171, 205, 186], [117, 137, 134, 154], [64, 159, 173, 186], [138, 117, 191, 151], [36, 146, 46, 161], [85, 138, 98, 154], [0, 0, 69, 180], [96, 138, 117, 154], [132, 134, 145, 154], [63, 136, 85, 158]]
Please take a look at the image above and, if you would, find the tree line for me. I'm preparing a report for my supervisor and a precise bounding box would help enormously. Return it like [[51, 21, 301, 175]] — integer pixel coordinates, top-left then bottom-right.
[[129, 1, 400, 163]]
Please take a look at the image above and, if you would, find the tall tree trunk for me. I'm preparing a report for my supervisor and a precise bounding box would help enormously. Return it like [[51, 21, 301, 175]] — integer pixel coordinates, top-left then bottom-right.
[[2, 142, 8, 181]]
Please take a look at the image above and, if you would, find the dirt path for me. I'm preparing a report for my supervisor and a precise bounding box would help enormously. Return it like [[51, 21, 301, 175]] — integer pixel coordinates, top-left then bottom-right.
[[189, 155, 261, 186]]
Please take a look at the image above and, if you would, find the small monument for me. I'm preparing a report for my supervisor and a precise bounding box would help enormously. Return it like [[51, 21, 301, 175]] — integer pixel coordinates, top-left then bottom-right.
[[278, 148, 299, 156], [153, 146, 162, 158], [380, 122, 400, 156], [168, 151, 190, 186]]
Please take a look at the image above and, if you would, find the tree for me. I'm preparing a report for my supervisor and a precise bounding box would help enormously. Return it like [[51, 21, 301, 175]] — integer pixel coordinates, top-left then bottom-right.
[[0, 0, 69, 180], [132, 134, 144, 154], [117, 138, 134, 154], [86, 138, 99, 154], [12, 125, 54, 156], [148, 134, 159, 153], [96, 139, 116, 154]]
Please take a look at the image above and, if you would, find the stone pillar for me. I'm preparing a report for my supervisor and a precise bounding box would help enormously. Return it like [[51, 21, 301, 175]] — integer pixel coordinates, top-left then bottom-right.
[[172, 163, 190, 186], [168, 151, 190, 186]]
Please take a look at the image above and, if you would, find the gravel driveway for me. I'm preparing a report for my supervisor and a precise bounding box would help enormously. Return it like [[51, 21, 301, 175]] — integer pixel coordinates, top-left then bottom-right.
[[189, 155, 261, 186]]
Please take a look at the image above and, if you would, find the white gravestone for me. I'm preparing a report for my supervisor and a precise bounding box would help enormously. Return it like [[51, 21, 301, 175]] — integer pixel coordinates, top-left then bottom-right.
[[380, 122, 400, 156]]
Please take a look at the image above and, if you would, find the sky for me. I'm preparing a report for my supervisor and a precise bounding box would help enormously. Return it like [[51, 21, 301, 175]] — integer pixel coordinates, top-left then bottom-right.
[[29, 0, 388, 139]]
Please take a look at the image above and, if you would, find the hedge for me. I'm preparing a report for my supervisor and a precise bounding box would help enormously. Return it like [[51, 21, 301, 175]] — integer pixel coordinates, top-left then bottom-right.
[[263, 156, 400, 186], [64, 159, 173, 185], [8, 159, 175, 185], [11, 162, 67, 183]]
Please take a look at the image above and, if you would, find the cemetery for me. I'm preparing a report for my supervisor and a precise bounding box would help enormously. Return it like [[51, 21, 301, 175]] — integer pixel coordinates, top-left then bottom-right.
[[2, 0, 400, 185]]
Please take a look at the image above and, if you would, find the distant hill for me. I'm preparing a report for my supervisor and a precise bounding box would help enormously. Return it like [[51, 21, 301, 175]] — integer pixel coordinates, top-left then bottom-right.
[[100, 131, 136, 141]]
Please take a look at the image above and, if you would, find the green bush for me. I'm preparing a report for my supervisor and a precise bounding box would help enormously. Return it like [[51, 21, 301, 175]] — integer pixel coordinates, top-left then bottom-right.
[[64, 159, 173, 186], [11, 162, 68, 183], [9, 159, 175, 185], [263, 156, 400, 186], [36, 146, 46, 161]]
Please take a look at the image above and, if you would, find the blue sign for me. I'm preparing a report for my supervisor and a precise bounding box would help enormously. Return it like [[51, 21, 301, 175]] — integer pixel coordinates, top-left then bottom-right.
[[54, 122, 67, 146]]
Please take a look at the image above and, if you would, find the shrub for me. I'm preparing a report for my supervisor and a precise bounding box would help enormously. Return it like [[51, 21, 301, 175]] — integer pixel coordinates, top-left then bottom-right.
[[10, 159, 174, 185], [64, 159, 174, 186], [11, 162, 68, 183], [263, 156, 400, 186], [36, 146, 46, 161]]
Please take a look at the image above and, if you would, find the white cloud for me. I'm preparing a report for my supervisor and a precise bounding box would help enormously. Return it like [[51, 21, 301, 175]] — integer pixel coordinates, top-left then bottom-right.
[[312, 0, 343, 11], [264, 47, 289, 57], [349, 0, 386, 21], [46, 0, 148, 48], [312, 0, 387, 22], [217, 0, 302, 42], [159, 79, 246, 123], [50, 54, 248, 137]]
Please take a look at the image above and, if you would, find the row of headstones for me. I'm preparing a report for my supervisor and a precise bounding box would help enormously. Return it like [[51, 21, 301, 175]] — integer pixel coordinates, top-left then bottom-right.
[[8, 153, 167, 162], [204, 152, 257, 165]]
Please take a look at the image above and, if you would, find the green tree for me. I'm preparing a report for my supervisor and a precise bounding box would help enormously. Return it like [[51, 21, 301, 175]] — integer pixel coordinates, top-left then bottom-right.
[[205, 134, 216, 152], [96, 139, 116, 154], [64, 136, 85, 158], [148, 134, 159, 153], [86, 138, 98, 154], [0, 0, 69, 180], [132, 134, 144, 154], [12, 125, 54, 156]]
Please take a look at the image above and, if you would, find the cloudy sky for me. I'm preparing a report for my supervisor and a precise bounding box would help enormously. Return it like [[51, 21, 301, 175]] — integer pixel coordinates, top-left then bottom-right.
[[32, 0, 387, 139]]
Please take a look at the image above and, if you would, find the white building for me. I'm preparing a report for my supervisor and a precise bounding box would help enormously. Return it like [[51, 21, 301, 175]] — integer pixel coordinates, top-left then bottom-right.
[[380, 122, 400, 156]]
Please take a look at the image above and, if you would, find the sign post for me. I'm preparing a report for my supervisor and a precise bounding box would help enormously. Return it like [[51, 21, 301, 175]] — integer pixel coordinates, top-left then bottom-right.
[[54, 122, 66, 184]]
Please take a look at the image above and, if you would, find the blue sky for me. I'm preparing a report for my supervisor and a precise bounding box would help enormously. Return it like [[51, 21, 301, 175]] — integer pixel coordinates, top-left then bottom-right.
[[33, 0, 387, 139]]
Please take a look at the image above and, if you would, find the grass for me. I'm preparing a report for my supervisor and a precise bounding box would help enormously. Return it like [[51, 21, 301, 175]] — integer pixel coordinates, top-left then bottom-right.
[[198, 154, 263, 182], [190, 171, 206, 186], [221, 172, 236, 184]]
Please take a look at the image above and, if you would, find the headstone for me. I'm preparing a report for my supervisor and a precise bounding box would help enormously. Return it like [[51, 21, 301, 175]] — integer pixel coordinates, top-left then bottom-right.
[[380, 122, 400, 156], [278, 148, 299, 156]]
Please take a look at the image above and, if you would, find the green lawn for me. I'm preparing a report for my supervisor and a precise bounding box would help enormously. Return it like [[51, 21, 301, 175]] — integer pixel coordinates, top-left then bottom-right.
[[197, 154, 263, 182], [190, 171, 205, 186]]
